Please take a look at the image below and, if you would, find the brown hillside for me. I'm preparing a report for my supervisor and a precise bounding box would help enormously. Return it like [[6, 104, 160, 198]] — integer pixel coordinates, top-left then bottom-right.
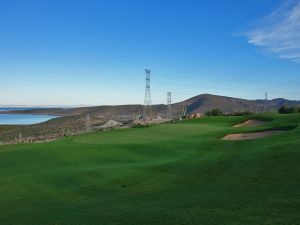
[[2, 94, 300, 118]]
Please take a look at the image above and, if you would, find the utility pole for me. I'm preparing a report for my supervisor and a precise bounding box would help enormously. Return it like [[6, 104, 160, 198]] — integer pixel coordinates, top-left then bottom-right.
[[19, 132, 23, 143], [167, 92, 172, 119], [144, 69, 153, 120], [264, 92, 268, 112], [182, 105, 187, 118], [86, 114, 90, 131]]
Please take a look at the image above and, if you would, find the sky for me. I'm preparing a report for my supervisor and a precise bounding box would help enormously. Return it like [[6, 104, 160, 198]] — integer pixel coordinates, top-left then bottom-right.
[[1, 0, 300, 106]]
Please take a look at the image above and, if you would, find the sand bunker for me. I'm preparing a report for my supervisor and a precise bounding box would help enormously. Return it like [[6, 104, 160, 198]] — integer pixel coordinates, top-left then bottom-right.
[[222, 130, 286, 141], [233, 120, 266, 128]]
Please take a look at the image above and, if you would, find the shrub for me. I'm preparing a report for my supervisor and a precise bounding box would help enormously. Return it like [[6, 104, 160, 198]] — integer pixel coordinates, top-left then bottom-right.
[[229, 111, 253, 116], [289, 107, 300, 114], [278, 105, 300, 114], [132, 124, 150, 128], [205, 108, 223, 116], [278, 105, 290, 114]]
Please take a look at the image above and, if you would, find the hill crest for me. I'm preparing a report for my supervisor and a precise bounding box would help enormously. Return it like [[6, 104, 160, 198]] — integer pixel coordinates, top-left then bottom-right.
[[1, 94, 300, 118]]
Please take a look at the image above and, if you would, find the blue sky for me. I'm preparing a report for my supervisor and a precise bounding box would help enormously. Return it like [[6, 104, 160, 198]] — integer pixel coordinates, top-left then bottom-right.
[[1, 0, 300, 106]]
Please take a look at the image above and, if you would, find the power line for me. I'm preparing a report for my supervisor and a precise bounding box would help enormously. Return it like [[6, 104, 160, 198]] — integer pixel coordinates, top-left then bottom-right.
[[152, 71, 300, 87], [152, 81, 300, 96]]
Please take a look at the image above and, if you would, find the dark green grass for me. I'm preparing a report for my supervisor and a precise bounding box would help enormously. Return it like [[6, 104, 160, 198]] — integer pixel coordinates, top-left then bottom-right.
[[0, 114, 299, 225]]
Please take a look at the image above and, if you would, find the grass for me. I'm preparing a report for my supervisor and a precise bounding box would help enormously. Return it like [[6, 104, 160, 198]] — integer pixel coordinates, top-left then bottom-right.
[[0, 114, 299, 225]]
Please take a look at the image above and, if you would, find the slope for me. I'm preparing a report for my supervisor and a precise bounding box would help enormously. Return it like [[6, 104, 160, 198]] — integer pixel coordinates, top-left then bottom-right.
[[0, 113, 299, 225]]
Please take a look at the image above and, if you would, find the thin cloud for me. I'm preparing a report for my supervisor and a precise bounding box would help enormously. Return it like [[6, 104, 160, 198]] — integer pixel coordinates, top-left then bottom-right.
[[246, 0, 300, 63]]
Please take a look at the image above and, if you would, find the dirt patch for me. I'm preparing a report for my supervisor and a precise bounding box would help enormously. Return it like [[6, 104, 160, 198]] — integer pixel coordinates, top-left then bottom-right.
[[222, 130, 287, 141], [95, 119, 123, 129], [233, 120, 266, 128]]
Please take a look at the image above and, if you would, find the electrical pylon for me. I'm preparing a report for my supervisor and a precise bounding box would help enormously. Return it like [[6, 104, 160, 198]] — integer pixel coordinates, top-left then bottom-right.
[[144, 69, 153, 120], [86, 114, 90, 131], [264, 92, 268, 112], [167, 92, 172, 119]]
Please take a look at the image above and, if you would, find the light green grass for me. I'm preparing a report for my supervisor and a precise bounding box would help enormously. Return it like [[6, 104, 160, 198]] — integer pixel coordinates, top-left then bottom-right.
[[0, 114, 299, 225]]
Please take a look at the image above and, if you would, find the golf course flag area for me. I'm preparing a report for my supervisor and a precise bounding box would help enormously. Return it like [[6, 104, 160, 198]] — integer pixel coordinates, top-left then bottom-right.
[[0, 113, 299, 225]]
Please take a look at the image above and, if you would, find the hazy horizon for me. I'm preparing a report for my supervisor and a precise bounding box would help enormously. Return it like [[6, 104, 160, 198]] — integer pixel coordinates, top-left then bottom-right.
[[1, 93, 300, 108]]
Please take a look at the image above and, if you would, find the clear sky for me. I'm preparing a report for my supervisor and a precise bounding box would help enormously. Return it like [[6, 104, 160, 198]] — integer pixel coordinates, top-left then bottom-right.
[[1, 0, 300, 106]]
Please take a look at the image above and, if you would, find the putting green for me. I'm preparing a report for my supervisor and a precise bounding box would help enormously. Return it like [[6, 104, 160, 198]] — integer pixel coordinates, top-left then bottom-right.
[[0, 114, 299, 225]]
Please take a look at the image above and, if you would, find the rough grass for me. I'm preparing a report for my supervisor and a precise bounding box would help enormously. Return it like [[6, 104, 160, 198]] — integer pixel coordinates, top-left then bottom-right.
[[0, 114, 299, 225]]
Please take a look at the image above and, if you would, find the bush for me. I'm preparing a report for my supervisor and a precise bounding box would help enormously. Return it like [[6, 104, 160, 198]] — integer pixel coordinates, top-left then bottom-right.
[[279, 105, 290, 114], [228, 111, 253, 116], [205, 108, 223, 116], [279, 105, 300, 114], [132, 124, 150, 128], [289, 107, 300, 114]]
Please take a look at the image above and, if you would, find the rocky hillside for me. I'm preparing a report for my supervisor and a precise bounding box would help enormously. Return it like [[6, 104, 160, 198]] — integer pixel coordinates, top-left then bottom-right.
[[2, 94, 300, 118]]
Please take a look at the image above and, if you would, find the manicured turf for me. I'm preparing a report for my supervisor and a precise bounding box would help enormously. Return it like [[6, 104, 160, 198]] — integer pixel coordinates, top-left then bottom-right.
[[0, 114, 299, 225]]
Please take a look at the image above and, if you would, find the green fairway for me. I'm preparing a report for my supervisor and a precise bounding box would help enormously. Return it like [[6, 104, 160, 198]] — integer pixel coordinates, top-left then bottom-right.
[[0, 114, 299, 225]]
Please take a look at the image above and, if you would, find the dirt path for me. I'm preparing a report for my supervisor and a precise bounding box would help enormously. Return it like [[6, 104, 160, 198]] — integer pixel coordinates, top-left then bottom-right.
[[222, 130, 286, 140], [233, 120, 266, 128]]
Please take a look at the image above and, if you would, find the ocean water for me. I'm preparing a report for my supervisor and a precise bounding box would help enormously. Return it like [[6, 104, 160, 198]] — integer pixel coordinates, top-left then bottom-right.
[[0, 108, 36, 111], [0, 108, 57, 125]]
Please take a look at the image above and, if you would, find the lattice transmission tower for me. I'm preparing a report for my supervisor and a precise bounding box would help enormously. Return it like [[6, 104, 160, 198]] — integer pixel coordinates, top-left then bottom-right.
[[167, 92, 172, 119], [264, 92, 268, 112], [144, 69, 153, 120], [86, 114, 91, 131]]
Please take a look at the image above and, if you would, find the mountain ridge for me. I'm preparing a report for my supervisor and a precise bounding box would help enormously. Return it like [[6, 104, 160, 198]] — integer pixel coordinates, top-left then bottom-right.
[[1, 94, 300, 118]]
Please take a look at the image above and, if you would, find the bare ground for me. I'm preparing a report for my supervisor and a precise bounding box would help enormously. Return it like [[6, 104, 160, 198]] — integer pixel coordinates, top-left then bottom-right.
[[222, 130, 286, 140], [233, 120, 266, 128]]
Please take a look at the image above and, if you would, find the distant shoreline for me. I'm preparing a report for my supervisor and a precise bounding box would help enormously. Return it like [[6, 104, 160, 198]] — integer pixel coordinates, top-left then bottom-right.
[[0, 108, 72, 117]]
